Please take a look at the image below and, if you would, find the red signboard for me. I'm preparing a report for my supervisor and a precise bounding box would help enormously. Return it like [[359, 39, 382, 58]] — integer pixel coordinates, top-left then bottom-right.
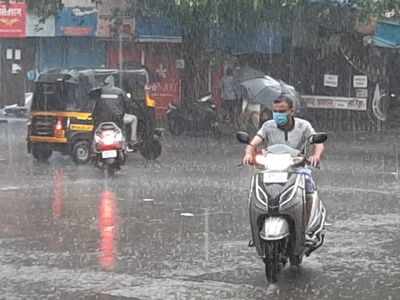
[[107, 44, 182, 119], [145, 51, 181, 118], [0, 2, 26, 38]]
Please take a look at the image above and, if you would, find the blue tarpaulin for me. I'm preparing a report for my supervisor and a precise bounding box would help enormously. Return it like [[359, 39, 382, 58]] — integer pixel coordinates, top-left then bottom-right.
[[373, 21, 400, 48], [135, 17, 183, 43], [38, 37, 106, 71]]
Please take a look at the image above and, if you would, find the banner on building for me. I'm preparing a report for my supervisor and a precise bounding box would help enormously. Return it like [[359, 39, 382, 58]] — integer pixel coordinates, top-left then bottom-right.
[[301, 95, 367, 111], [323, 74, 338, 88], [56, 7, 97, 36], [27, 15, 55, 37], [0, 2, 26, 38], [353, 75, 368, 88]]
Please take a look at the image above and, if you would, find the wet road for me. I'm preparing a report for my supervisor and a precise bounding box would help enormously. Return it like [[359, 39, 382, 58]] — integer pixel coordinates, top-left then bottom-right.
[[0, 120, 400, 300]]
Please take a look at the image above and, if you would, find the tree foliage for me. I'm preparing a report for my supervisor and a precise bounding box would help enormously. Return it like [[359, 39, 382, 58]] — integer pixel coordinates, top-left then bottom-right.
[[25, 0, 62, 17]]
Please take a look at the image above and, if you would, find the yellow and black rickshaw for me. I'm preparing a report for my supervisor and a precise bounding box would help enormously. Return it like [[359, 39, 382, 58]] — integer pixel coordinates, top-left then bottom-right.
[[27, 67, 159, 163], [27, 69, 97, 163]]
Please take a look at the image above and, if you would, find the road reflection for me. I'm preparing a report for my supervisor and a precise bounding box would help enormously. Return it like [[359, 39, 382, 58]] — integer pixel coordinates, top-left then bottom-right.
[[52, 168, 64, 219], [98, 188, 119, 271]]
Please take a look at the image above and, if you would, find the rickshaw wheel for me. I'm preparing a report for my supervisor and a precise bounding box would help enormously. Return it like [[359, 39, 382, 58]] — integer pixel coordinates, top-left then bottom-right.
[[168, 116, 185, 136], [72, 140, 91, 165], [32, 144, 52, 162]]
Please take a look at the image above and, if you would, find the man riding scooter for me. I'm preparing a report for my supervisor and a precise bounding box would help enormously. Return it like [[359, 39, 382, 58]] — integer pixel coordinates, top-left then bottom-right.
[[242, 95, 325, 239], [92, 76, 138, 152], [92, 76, 125, 130]]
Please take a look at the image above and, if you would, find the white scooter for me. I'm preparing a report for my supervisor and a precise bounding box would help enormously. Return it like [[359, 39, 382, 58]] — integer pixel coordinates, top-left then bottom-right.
[[237, 131, 328, 283]]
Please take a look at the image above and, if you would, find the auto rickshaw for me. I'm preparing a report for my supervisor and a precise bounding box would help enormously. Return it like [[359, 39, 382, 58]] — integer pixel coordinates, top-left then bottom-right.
[[27, 67, 161, 163], [27, 69, 97, 163]]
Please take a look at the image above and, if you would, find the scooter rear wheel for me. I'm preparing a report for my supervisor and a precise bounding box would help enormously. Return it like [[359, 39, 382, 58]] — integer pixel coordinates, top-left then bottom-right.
[[105, 164, 115, 177]]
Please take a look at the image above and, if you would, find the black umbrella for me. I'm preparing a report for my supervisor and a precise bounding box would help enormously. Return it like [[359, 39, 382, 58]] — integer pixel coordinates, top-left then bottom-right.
[[240, 75, 300, 111]]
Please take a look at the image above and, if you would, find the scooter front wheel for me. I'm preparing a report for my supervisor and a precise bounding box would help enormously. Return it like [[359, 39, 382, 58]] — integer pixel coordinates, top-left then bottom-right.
[[289, 255, 303, 266], [263, 241, 281, 283]]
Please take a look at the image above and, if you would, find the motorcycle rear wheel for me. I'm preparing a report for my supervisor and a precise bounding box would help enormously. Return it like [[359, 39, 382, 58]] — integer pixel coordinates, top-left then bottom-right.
[[105, 164, 115, 177], [264, 241, 281, 283]]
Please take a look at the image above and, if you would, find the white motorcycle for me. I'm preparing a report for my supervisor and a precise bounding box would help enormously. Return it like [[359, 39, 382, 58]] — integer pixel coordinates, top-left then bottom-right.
[[237, 131, 328, 283]]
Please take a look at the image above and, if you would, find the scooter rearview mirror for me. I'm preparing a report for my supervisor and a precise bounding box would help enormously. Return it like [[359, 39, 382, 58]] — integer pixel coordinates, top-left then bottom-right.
[[309, 132, 328, 144], [88, 87, 102, 99], [236, 131, 250, 144]]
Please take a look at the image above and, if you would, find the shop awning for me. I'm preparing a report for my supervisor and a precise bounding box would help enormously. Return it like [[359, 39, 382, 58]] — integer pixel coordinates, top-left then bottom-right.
[[135, 17, 183, 43], [372, 21, 400, 48]]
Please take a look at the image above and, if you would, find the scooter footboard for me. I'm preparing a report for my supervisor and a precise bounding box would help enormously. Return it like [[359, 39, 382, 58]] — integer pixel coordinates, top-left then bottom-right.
[[260, 217, 290, 241]]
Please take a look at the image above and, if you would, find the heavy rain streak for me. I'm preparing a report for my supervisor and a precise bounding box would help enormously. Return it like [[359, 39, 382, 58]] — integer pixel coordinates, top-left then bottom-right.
[[1, 0, 400, 299]]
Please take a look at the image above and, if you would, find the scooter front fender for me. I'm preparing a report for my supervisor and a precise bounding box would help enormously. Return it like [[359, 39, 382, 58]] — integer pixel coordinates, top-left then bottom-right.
[[260, 217, 290, 241]]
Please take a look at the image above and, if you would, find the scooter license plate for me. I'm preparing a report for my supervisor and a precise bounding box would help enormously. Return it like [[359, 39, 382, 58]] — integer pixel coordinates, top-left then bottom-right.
[[101, 150, 117, 159], [263, 172, 288, 183]]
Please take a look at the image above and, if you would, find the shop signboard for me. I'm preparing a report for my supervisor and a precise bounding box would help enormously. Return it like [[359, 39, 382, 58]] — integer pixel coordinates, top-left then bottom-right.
[[353, 75, 368, 88], [0, 2, 26, 38], [301, 95, 367, 111], [27, 14, 55, 37], [323, 74, 338, 88], [56, 7, 97, 36]]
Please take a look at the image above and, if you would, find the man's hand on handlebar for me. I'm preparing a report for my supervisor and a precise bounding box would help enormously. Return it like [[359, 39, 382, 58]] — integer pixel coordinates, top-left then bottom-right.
[[243, 144, 260, 165], [308, 154, 321, 168], [243, 152, 255, 165]]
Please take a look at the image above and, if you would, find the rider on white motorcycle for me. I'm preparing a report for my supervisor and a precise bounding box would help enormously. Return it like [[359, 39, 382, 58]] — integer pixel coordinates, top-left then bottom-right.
[[242, 95, 325, 235]]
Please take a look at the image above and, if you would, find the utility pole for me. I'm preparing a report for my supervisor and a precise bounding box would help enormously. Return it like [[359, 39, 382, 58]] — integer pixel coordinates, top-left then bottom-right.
[[119, 25, 123, 90]]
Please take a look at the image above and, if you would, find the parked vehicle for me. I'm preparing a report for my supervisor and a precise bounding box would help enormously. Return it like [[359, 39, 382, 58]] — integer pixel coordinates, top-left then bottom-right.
[[166, 94, 220, 137], [93, 122, 126, 176], [237, 131, 328, 283]]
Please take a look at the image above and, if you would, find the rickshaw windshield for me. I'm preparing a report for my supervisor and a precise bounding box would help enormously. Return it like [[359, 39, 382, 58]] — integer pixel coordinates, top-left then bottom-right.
[[31, 81, 95, 112]]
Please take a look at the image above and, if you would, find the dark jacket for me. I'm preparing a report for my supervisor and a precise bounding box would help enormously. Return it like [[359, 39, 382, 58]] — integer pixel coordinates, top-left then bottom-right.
[[92, 86, 127, 128]]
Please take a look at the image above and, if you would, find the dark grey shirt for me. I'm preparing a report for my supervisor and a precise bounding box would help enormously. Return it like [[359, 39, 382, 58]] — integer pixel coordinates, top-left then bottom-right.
[[257, 117, 316, 151]]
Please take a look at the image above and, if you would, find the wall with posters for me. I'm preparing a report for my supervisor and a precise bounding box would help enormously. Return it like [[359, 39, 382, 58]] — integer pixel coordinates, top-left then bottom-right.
[[0, 2, 26, 38], [96, 0, 131, 38], [0, 39, 35, 107], [27, 15, 55, 37]]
